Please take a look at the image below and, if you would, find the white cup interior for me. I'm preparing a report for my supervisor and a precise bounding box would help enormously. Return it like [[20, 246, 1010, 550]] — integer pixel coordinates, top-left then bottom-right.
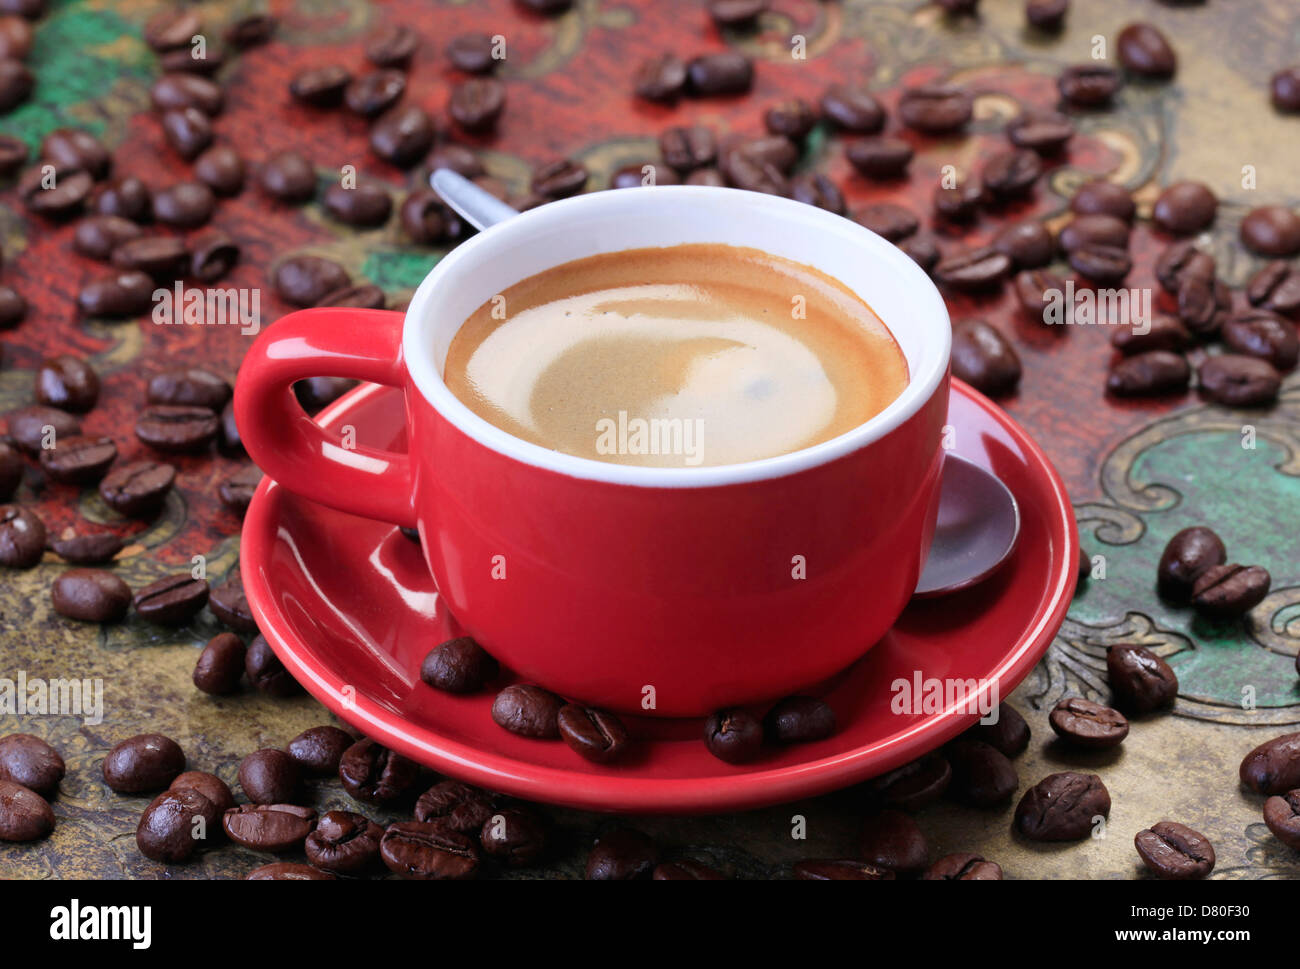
[[403, 186, 951, 488]]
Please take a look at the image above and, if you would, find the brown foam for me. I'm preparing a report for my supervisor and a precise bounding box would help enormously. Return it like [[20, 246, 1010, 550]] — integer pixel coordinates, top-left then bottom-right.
[[443, 243, 908, 467]]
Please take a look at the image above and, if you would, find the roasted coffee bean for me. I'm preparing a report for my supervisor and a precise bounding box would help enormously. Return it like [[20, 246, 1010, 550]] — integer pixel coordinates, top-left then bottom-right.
[[99, 461, 175, 517], [685, 167, 725, 187], [447, 77, 505, 132], [1106, 351, 1190, 397], [151, 73, 222, 115], [0, 780, 53, 842], [867, 753, 950, 809], [1198, 353, 1281, 406], [419, 636, 499, 693], [764, 696, 835, 744], [161, 107, 212, 160], [169, 771, 234, 816], [1176, 273, 1222, 336], [223, 803, 316, 852], [189, 231, 239, 282], [399, 190, 451, 244], [306, 810, 383, 875], [208, 570, 256, 633], [1015, 771, 1109, 841], [1107, 644, 1178, 713], [687, 51, 753, 96], [898, 83, 972, 134], [74, 214, 142, 261], [944, 739, 1017, 807], [1191, 563, 1271, 618], [1272, 67, 1300, 113], [78, 270, 154, 317], [159, 46, 224, 76], [1059, 214, 1130, 253], [492, 684, 563, 739], [1005, 110, 1073, 155], [51, 567, 130, 623], [50, 531, 122, 564], [323, 181, 393, 227], [1134, 821, 1214, 880], [193, 144, 244, 197], [951, 319, 1021, 395], [586, 828, 658, 880], [790, 173, 845, 214], [557, 705, 629, 762], [897, 233, 940, 271], [103, 733, 186, 794], [339, 738, 420, 803], [153, 180, 214, 228], [854, 202, 918, 243], [846, 136, 912, 179], [658, 125, 715, 172], [110, 236, 188, 279], [1013, 269, 1066, 321], [633, 52, 687, 101], [287, 726, 353, 776], [1240, 205, 1300, 257], [291, 65, 352, 107], [707, 0, 767, 24], [728, 135, 799, 172], [1243, 733, 1300, 795], [294, 377, 357, 413], [258, 151, 315, 203], [0, 442, 18, 501], [193, 632, 245, 695], [135, 405, 219, 452], [1152, 181, 1216, 234], [0, 15, 31, 59], [0, 133, 26, 175], [381, 820, 479, 880], [371, 104, 436, 167], [414, 779, 494, 833], [0, 734, 64, 796], [934, 249, 1012, 292], [704, 707, 763, 763], [446, 32, 497, 73], [316, 283, 385, 309], [218, 401, 242, 455], [480, 807, 547, 866], [1049, 697, 1129, 748], [763, 97, 816, 139], [860, 810, 927, 875], [273, 256, 349, 306], [345, 69, 406, 117], [0, 285, 26, 328], [609, 161, 679, 188], [1158, 526, 1225, 602], [1263, 789, 1300, 847], [1069, 243, 1131, 283], [982, 148, 1041, 200], [0, 57, 31, 113], [1117, 22, 1177, 78], [133, 574, 209, 625], [144, 8, 200, 51], [1070, 178, 1135, 221], [239, 749, 300, 805], [653, 859, 725, 880], [39, 434, 116, 484], [1, 405, 65, 455], [1222, 310, 1298, 370], [517, 0, 575, 10], [136, 788, 215, 862], [40, 128, 109, 178], [247, 862, 333, 880], [724, 151, 787, 195], [965, 703, 1030, 757], [1058, 64, 1122, 107], [1247, 262, 1300, 317], [819, 83, 885, 133], [1026, 0, 1068, 30], [793, 859, 894, 880], [0, 503, 42, 568], [923, 853, 1003, 879], [365, 23, 418, 68], [218, 465, 262, 516], [19, 165, 93, 218], [531, 158, 588, 199], [92, 177, 152, 223], [246, 634, 302, 696], [226, 13, 275, 49], [1112, 314, 1192, 355], [36, 355, 99, 413], [994, 220, 1053, 269]]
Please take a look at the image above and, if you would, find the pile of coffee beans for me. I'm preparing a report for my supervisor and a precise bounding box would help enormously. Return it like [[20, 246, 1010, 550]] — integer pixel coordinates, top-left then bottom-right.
[[1157, 525, 1272, 619]]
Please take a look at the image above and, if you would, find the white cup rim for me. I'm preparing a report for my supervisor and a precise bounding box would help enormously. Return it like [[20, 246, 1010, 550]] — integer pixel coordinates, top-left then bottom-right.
[[402, 186, 951, 488]]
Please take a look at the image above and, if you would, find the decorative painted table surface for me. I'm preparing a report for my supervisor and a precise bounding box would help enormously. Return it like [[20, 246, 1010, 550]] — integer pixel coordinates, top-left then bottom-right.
[[0, 0, 1297, 878]]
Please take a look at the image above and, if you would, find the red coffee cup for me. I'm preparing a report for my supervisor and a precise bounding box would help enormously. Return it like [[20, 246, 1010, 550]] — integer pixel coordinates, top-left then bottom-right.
[[236, 187, 951, 717]]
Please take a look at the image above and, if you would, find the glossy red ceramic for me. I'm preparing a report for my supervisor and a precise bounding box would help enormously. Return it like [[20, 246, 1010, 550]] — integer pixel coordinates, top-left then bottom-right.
[[240, 380, 1076, 814]]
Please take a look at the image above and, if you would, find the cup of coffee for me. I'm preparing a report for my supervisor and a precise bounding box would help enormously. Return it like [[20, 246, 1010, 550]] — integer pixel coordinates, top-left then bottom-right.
[[236, 186, 951, 717]]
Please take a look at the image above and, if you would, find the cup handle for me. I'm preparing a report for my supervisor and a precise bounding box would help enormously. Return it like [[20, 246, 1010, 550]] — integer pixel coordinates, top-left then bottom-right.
[[234, 307, 416, 529]]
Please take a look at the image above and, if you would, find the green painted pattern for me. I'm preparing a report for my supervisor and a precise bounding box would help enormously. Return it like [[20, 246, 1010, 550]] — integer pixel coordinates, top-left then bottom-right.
[[361, 248, 441, 292]]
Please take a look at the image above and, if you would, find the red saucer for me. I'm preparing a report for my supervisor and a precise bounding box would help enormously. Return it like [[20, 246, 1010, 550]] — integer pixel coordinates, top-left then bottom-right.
[[241, 379, 1076, 814]]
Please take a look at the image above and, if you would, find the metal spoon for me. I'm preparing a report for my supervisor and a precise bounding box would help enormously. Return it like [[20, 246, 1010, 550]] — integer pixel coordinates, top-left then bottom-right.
[[431, 171, 1022, 596]]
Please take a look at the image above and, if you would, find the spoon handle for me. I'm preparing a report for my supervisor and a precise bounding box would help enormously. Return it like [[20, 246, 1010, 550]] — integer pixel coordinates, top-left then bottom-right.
[[431, 169, 520, 231]]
